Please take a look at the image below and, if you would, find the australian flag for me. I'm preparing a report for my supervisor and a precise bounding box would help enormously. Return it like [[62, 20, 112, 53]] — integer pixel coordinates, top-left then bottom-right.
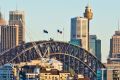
[[57, 29, 62, 34], [43, 30, 48, 33]]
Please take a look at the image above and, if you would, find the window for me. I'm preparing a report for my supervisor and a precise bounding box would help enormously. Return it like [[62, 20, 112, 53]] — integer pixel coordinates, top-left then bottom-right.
[[55, 77, 58, 80]]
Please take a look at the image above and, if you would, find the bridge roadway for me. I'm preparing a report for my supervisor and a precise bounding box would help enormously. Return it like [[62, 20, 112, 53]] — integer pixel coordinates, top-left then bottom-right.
[[0, 40, 105, 80]]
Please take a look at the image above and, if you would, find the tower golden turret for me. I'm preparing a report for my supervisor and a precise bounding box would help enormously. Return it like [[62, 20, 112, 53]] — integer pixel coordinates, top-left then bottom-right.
[[84, 4, 93, 20]]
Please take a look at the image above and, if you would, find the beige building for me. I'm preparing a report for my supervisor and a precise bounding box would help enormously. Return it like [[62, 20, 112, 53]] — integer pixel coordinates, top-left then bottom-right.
[[106, 30, 120, 80], [9, 10, 25, 44], [40, 69, 70, 80], [111, 31, 120, 57], [108, 30, 120, 63], [104, 63, 120, 80], [16, 59, 72, 80], [0, 10, 25, 53], [0, 25, 19, 52], [71, 17, 89, 50], [0, 59, 87, 80]]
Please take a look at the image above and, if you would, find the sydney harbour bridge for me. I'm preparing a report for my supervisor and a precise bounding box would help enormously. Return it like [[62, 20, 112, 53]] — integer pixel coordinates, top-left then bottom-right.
[[0, 40, 105, 80]]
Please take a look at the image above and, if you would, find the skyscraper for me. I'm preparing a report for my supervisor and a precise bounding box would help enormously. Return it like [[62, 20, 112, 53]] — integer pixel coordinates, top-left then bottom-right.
[[108, 30, 120, 63], [0, 11, 6, 53], [9, 10, 25, 44], [71, 17, 88, 50], [0, 25, 19, 52], [89, 35, 101, 61]]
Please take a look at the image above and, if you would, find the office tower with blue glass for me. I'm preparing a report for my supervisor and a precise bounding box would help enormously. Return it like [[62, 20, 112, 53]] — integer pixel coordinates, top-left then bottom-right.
[[89, 35, 101, 61]]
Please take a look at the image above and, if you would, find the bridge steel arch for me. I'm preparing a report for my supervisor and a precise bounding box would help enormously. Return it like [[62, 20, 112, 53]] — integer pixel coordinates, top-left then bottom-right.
[[0, 41, 105, 80]]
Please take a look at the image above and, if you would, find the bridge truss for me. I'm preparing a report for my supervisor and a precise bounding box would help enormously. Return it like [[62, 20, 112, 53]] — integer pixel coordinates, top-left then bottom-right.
[[0, 41, 105, 80]]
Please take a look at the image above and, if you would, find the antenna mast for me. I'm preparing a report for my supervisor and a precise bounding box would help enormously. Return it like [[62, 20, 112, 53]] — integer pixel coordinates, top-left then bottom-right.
[[16, 1, 18, 11], [118, 20, 120, 31]]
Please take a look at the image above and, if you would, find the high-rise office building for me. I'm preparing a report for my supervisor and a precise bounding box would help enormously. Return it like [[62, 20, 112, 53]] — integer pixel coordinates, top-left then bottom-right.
[[0, 11, 6, 52], [9, 10, 25, 44], [108, 30, 120, 63], [89, 35, 101, 61], [71, 17, 88, 50], [0, 25, 19, 52]]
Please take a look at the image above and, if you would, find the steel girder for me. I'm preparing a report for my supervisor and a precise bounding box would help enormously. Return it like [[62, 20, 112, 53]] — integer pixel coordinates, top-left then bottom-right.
[[0, 41, 105, 80]]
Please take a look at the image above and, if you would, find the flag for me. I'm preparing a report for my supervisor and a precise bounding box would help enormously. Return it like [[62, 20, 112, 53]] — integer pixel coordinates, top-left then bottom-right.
[[57, 29, 62, 34], [59, 31, 62, 34], [43, 30, 48, 33]]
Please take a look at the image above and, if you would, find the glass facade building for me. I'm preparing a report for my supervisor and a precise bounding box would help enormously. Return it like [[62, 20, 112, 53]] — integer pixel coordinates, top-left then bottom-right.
[[89, 35, 101, 61], [97, 69, 107, 80]]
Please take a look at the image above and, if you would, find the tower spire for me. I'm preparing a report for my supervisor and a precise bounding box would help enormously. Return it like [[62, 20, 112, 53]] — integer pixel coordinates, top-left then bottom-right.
[[87, 0, 90, 8], [16, 1, 18, 11]]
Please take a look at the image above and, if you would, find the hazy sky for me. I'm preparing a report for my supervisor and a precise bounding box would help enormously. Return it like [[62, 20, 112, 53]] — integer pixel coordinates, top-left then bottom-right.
[[0, 0, 120, 62]]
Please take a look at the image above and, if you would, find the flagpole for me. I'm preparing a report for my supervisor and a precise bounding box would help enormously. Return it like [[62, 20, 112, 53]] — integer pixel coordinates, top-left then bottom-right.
[[57, 29, 63, 41], [63, 27, 64, 42], [57, 30, 58, 41], [43, 30, 49, 41]]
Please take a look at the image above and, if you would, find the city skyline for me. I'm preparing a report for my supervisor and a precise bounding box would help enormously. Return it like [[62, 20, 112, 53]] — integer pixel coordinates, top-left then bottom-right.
[[0, 0, 120, 62]]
